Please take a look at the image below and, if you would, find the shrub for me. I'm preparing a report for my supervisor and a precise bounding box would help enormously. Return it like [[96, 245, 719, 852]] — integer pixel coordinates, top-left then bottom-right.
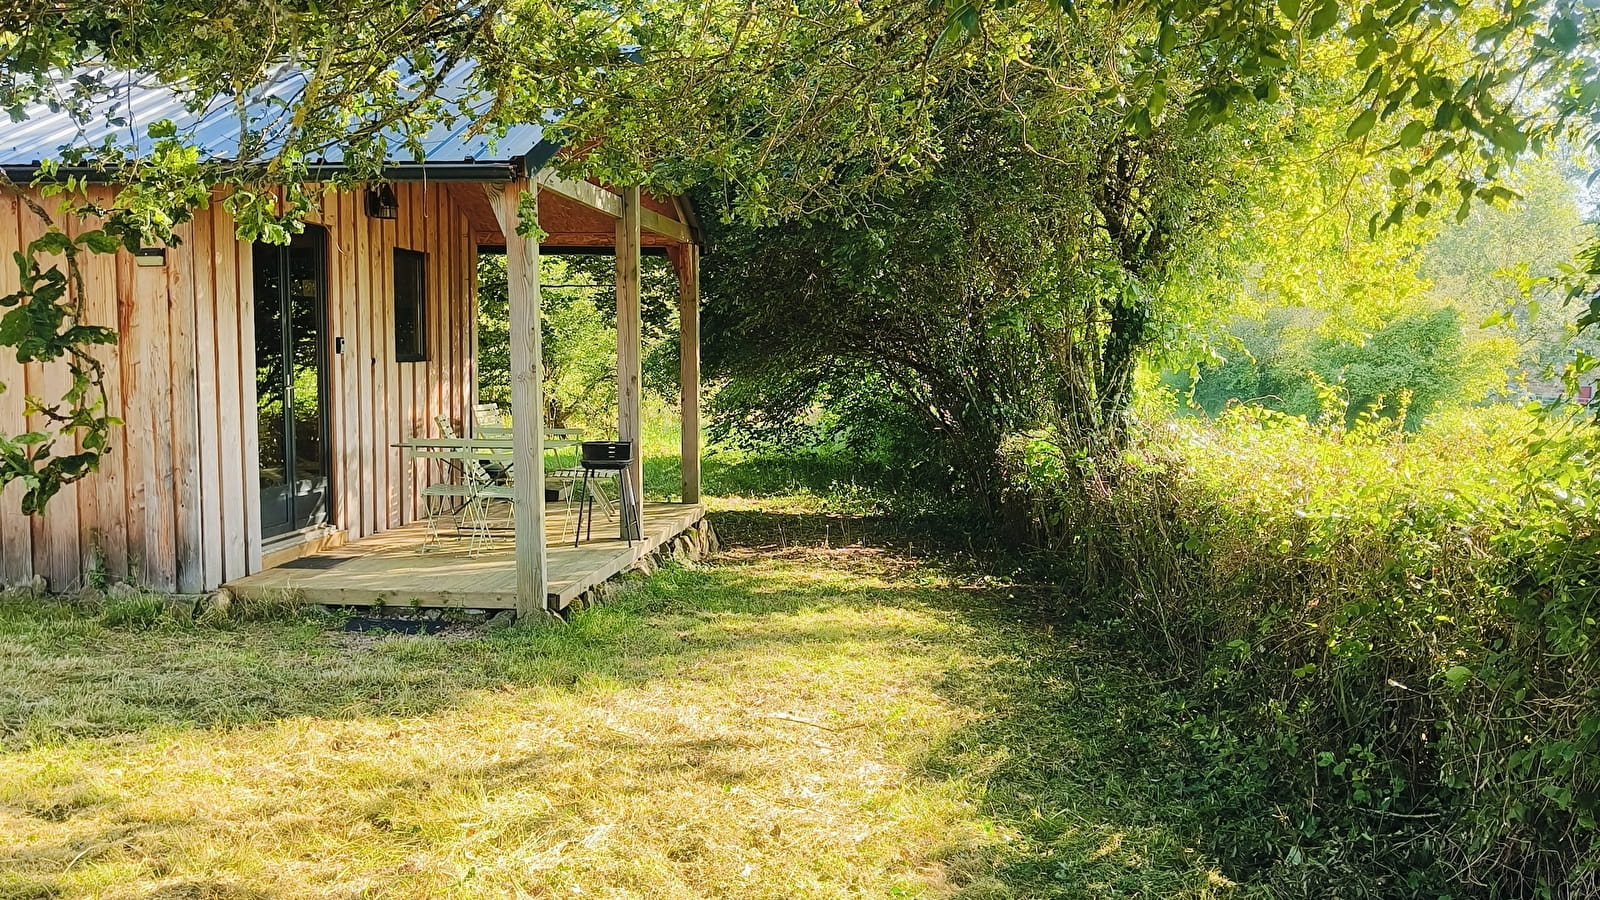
[[1179, 305, 1517, 429], [1016, 404, 1600, 896]]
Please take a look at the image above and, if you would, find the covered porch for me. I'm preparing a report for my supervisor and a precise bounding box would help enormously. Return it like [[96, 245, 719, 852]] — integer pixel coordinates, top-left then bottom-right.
[[229, 168, 705, 616]]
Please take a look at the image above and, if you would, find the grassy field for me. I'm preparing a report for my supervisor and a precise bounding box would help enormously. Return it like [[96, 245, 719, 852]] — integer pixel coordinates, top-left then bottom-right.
[[0, 495, 1252, 899]]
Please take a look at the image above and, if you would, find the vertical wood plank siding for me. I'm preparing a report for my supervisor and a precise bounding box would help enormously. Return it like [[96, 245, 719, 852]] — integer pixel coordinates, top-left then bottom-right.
[[83, 186, 128, 578], [211, 202, 248, 581], [0, 189, 30, 585], [168, 221, 205, 593], [21, 203, 82, 589], [0, 184, 479, 591]]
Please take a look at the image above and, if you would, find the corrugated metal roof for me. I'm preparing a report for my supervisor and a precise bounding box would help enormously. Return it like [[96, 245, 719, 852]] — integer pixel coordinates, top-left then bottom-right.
[[0, 63, 553, 178]]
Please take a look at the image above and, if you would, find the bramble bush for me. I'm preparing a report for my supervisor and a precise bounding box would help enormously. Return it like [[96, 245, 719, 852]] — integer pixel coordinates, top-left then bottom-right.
[[1016, 401, 1600, 896]]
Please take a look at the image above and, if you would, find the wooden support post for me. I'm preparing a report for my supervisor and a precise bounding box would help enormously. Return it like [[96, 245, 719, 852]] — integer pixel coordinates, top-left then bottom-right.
[[486, 180, 548, 615], [677, 244, 701, 505], [616, 186, 643, 538]]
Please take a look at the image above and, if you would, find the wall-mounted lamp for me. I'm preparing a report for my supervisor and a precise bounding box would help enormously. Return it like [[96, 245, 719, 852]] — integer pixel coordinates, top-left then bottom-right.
[[366, 184, 399, 220], [134, 246, 166, 268]]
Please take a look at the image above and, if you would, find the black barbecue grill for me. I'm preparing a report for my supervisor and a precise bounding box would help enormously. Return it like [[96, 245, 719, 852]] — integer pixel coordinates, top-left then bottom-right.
[[575, 441, 640, 545], [581, 441, 632, 468]]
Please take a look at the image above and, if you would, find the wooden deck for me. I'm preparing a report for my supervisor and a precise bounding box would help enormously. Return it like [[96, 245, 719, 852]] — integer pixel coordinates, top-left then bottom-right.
[[224, 502, 706, 610]]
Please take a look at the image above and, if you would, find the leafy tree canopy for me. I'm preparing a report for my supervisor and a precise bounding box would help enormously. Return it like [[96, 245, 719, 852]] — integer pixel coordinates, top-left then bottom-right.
[[2, 0, 1600, 513], [5, 0, 1600, 222]]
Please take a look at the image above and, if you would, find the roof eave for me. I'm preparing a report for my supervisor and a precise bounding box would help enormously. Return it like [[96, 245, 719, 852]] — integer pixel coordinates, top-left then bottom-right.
[[0, 140, 562, 185]]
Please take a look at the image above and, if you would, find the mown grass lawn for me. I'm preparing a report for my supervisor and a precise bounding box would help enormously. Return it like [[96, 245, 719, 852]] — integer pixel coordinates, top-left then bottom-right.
[[1, 504, 1251, 899]]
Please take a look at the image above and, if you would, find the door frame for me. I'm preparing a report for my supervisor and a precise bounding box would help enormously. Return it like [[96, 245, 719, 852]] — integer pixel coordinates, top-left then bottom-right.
[[250, 224, 335, 543]]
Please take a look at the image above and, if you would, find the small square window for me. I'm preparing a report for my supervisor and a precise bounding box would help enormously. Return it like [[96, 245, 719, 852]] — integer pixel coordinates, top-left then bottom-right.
[[395, 249, 427, 362]]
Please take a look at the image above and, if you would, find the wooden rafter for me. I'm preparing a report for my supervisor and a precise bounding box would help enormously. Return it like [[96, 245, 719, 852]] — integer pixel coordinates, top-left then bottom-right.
[[535, 169, 692, 244]]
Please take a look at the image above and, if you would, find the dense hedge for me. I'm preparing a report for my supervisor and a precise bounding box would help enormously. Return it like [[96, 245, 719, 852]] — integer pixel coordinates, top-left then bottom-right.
[[1017, 406, 1600, 896]]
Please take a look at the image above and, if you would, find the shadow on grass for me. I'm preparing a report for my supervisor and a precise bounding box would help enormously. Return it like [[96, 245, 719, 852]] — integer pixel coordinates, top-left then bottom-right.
[[0, 575, 937, 749], [909, 601, 1262, 898]]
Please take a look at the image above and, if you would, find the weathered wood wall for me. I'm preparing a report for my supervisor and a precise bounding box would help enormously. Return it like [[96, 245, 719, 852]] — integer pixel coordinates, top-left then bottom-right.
[[0, 182, 478, 592]]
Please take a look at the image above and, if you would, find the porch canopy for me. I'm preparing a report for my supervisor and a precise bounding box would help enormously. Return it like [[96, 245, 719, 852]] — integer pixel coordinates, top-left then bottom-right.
[[0, 66, 704, 615], [469, 175, 703, 616]]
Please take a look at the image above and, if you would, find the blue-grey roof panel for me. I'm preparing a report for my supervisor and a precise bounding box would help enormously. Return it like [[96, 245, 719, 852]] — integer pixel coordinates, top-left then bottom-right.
[[0, 64, 548, 173]]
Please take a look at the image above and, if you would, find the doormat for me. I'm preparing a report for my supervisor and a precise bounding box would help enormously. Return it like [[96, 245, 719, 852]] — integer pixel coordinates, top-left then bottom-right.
[[342, 617, 449, 635], [278, 555, 355, 570]]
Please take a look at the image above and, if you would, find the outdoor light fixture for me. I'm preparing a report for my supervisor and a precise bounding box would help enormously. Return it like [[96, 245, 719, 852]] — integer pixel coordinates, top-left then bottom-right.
[[134, 246, 166, 267], [366, 184, 399, 220]]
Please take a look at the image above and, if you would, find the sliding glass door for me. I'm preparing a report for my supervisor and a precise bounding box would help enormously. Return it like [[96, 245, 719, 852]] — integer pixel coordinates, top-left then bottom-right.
[[252, 227, 331, 539]]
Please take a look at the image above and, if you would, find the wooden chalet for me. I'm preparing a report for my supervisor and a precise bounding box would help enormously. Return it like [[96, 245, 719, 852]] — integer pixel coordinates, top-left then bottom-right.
[[0, 72, 704, 616]]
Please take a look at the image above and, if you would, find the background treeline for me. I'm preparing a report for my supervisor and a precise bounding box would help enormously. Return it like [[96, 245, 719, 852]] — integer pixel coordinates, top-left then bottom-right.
[[1173, 157, 1595, 425], [477, 253, 682, 434]]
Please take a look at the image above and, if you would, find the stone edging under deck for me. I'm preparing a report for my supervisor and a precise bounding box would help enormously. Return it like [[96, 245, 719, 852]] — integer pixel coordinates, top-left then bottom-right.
[[551, 516, 721, 619]]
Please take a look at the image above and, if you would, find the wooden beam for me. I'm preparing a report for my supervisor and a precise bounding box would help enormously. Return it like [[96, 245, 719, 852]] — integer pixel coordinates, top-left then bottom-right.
[[485, 180, 549, 616], [678, 244, 701, 504], [640, 207, 691, 244], [616, 185, 643, 539], [535, 170, 691, 243], [535, 171, 622, 218]]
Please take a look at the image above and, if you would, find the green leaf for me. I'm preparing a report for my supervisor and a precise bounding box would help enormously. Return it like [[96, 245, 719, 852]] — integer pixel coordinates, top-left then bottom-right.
[[1131, 107, 1153, 137], [1158, 22, 1177, 55], [1279, 0, 1301, 20], [1432, 100, 1456, 130], [0, 308, 27, 345], [1346, 108, 1378, 139], [1398, 120, 1426, 147], [29, 232, 73, 256], [76, 230, 122, 255], [1148, 81, 1168, 119], [1492, 124, 1527, 154], [1552, 16, 1580, 51], [1444, 665, 1473, 685], [1308, 0, 1340, 35], [936, 4, 977, 48]]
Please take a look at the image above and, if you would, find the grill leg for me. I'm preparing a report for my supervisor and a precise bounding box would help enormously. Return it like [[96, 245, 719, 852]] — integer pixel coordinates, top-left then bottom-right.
[[585, 471, 596, 543], [579, 470, 598, 547]]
